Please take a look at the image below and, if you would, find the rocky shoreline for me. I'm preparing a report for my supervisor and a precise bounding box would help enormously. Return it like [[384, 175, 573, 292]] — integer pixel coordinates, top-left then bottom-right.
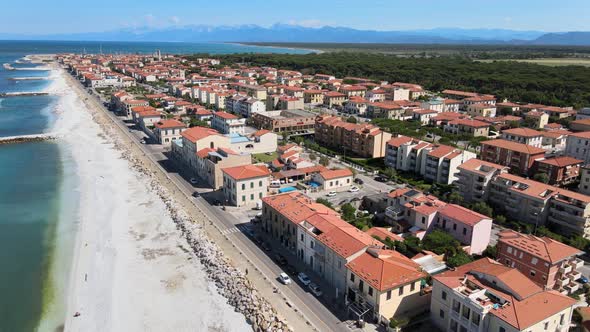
[[85, 88, 292, 332], [0, 134, 56, 145]]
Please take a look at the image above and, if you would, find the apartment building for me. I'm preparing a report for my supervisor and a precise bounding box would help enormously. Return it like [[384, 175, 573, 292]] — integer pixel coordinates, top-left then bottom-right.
[[323, 91, 347, 107], [565, 132, 590, 164], [444, 118, 490, 138], [303, 89, 324, 104], [232, 83, 267, 100], [541, 130, 570, 153], [501, 128, 544, 148], [431, 258, 576, 332], [570, 119, 590, 132], [196, 147, 251, 189], [455, 159, 509, 203], [466, 103, 497, 118], [580, 165, 590, 196], [152, 119, 187, 145], [171, 126, 230, 174], [211, 111, 246, 135], [524, 111, 549, 129], [121, 99, 149, 119], [366, 102, 405, 120], [251, 109, 316, 133], [531, 156, 583, 186], [496, 230, 584, 295], [345, 248, 428, 324], [488, 173, 590, 238], [222, 165, 270, 207], [312, 169, 354, 191], [340, 85, 367, 98], [384, 135, 476, 185], [480, 139, 546, 175], [315, 116, 392, 158]]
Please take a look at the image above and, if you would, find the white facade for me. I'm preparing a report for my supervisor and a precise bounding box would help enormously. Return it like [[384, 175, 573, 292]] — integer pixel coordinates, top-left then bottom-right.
[[566, 133, 590, 164]]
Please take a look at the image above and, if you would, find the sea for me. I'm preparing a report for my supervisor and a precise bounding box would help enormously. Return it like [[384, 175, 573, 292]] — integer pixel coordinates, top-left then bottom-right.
[[0, 40, 311, 332]]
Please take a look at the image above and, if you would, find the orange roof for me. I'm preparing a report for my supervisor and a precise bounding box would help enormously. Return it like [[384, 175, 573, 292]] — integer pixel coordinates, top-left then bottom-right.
[[498, 230, 582, 263], [451, 118, 490, 128], [196, 147, 215, 158], [318, 169, 353, 180], [154, 119, 186, 129], [346, 248, 425, 291], [502, 127, 543, 138], [214, 111, 238, 120], [457, 158, 508, 175], [570, 131, 590, 139], [437, 204, 490, 226], [261, 192, 339, 224], [180, 126, 221, 143], [496, 173, 590, 203], [365, 227, 404, 243], [387, 135, 417, 147], [222, 165, 270, 180], [253, 129, 271, 137], [536, 156, 582, 167], [481, 139, 546, 155], [315, 220, 382, 258]]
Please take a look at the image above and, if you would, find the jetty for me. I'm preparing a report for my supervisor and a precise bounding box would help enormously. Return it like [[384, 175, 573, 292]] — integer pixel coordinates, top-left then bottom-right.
[[8, 77, 48, 81], [0, 133, 56, 145], [0, 92, 49, 97]]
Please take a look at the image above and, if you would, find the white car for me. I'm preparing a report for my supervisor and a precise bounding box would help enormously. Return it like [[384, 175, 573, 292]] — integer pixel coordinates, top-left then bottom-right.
[[279, 273, 291, 285], [326, 191, 337, 197], [308, 283, 322, 297], [298, 272, 311, 286], [349, 186, 360, 193], [189, 178, 198, 184]]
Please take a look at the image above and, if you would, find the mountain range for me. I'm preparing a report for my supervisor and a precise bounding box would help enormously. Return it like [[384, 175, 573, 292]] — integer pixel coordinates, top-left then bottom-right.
[[2, 24, 590, 45]]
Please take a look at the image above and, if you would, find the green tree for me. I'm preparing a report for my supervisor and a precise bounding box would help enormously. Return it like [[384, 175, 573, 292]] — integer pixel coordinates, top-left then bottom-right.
[[533, 173, 550, 184], [446, 251, 474, 268], [404, 236, 422, 255], [309, 153, 317, 161], [447, 191, 464, 205], [315, 198, 333, 209], [341, 203, 356, 221], [471, 202, 493, 217], [346, 116, 358, 124], [319, 156, 330, 167], [422, 229, 461, 255], [481, 245, 497, 259], [495, 214, 507, 225]]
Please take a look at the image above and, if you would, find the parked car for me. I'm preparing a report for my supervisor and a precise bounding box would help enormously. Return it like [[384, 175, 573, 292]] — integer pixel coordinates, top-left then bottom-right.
[[286, 265, 297, 276], [349, 186, 360, 193], [274, 253, 288, 266], [279, 273, 292, 285], [298, 272, 311, 286], [374, 176, 388, 182], [189, 178, 198, 184], [327, 191, 337, 197], [579, 276, 589, 284], [261, 242, 271, 251], [354, 178, 364, 185], [192, 191, 200, 197], [308, 283, 322, 297]]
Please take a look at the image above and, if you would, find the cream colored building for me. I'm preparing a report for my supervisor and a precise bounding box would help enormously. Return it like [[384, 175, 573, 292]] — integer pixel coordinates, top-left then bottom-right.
[[153, 119, 187, 146], [196, 147, 251, 189], [222, 165, 270, 207], [466, 103, 497, 118], [171, 126, 230, 175], [431, 258, 576, 332], [312, 169, 354, 192], [345, 248, 428, 324]]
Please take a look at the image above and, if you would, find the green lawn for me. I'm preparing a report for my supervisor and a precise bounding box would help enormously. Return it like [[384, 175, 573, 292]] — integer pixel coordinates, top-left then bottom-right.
[[253, 152, 278, 163]]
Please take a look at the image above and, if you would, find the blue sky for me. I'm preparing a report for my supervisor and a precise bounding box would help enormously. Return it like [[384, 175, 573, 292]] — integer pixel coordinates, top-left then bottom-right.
[[2, 0, 589, 34]]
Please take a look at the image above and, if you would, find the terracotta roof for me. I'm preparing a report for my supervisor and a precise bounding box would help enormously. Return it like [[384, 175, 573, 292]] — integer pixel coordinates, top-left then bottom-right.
[[196, 147, 215, 158], [502, 127, 543, 138], [315, 221, 382, 259], [253, 129, 271, 137], [180, 126, 221, 143], [318, 169, 353, 180], [570, 131, 590, 139], [451, 118, 490, 128], [481, 139, 546, 155], [496, 173, 590, 203], [261, 192, 339, 224], [457, 158, 508, 175], [154, 119, 186, 129], [346, 248, 425, 291], [498, 230, 582, 263], [437, 204, 490, 226], [214, 111, 239, 120], [365, 227, 404, 243], [536, 156, 582, 167], [222, 165, 270, 180], [386, 135, 417, 147]]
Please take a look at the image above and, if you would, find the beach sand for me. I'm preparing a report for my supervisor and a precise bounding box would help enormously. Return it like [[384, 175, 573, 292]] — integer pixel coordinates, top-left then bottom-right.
[[49, 68, 249, 331]]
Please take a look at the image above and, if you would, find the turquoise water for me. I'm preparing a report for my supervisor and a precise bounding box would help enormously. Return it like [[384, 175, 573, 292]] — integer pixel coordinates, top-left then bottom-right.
[[0, 40, 309, 332]]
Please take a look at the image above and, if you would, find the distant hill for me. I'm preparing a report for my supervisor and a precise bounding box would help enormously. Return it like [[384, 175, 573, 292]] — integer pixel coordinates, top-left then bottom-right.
[[3, 24, 590, 46]]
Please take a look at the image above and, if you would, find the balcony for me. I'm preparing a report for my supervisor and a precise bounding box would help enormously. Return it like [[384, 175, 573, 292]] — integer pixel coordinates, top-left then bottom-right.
[[568, 271, 582, 281], [385, 206, 405, 221], [566, 282, 580, 294], [571, 258, 585, 270], [557, 276, 570, 287], [559, 264, 572, 275]]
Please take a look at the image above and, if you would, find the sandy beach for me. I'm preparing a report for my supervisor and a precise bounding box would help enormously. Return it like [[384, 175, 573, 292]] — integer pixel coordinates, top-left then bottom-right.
[[48, 67, 250, 331]]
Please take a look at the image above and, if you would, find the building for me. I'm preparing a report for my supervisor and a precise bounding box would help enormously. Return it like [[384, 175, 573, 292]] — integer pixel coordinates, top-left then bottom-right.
[[315, 116, 392, 158], [211, 111, 246, 135], [496, 230, 584, 295], [312, 169, 354, 191], [345, 248, 428, 324], [384, 135, 476, 185], [303, 90, 324, 105], [323, 91, 347, 107], [366, 102, 405, 120], [576, 107, 590, 120], [531, 157, 583, 186], [581, 165, 590, 196], [525, 111, 550, 129], [501, 128, 544, 148], [488, 173, 590, 238], [251, 109, 316, 134], [541, 130, 570, 154], [153, 119, 187, 145], [171, 126, 230, 174], [570, 119, 590, 132], [480, 139, 546, 175], [455, 159, 509, 203], [431, 258, 576, 332], [444, 118, 490, 137], [566, 132, 590, 164], [222, 165, 270, 207], [196, 147, 251, 189], [466, 103, 497, 118]]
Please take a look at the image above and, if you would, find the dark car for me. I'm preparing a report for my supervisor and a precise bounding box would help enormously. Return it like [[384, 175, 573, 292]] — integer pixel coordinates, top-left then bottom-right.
[[374, 176, 388, 182], [354, 178, 364, 185], [261, 242, 271, 251], [254, 236, 263, 245], [274, 253, 288, 266], [286, 264, 297, 276], [192, 191, 200, 197]]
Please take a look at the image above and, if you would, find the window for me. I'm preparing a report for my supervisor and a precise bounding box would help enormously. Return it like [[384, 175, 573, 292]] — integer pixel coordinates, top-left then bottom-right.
[[250, 182, 254, 189], [560, 314, 565, 325], [442, 291, 447, 300], [544, 322, 549, 330], [410, 282, 415, 292], [453, 223, 457, 230], [259, 192, 262, 199], [462, 306, 470, 320], [398, 285, 404, 296], [421, 216, 426, 224], [250, 194, 254, 200], [530, 270, 536, 277], [350, 274, 355, 282], [459, 327, 467, 332], [472, 313, 480, 326], [507, 246, 513, 254], [368, 287, 373, 296], [439, 309, 445, 319], [387, 290, 392, 300], [499, 327, 506, 332], [531, 257, 538, 265], [242, 195, 245, 202], [310, 241, 314, 249], [452, 299, 460, 313], [450, 320, 458, 332], [241, 183, 245, 190], [359, 280, 364, 292]]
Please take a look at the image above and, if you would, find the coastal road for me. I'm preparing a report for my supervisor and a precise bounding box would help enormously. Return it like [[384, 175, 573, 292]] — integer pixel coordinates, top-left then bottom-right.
[[67, 73, 347, 332]]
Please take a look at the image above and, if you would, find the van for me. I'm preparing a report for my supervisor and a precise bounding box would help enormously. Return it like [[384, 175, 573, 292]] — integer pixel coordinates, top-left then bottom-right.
[[270, 180, 281, 188]]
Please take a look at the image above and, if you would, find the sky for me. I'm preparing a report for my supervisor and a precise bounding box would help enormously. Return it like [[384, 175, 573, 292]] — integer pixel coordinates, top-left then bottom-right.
[[2, 0, 589, 35]]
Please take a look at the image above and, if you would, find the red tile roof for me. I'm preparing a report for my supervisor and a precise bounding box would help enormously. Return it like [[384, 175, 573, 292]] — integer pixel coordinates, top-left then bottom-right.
[[502, 127, 543, 137], [154, 119, 186, 129], [570, 131, 590, 139], [498, 230, 582, 263], [222, 165, 270, 180], [437, 204, 490, 226], [365, 227, 404, 243], [481, 139, 546, 155], [318, 169, 353, 180], [214, 111, 238, 120], [181, 126, 221, 143]]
